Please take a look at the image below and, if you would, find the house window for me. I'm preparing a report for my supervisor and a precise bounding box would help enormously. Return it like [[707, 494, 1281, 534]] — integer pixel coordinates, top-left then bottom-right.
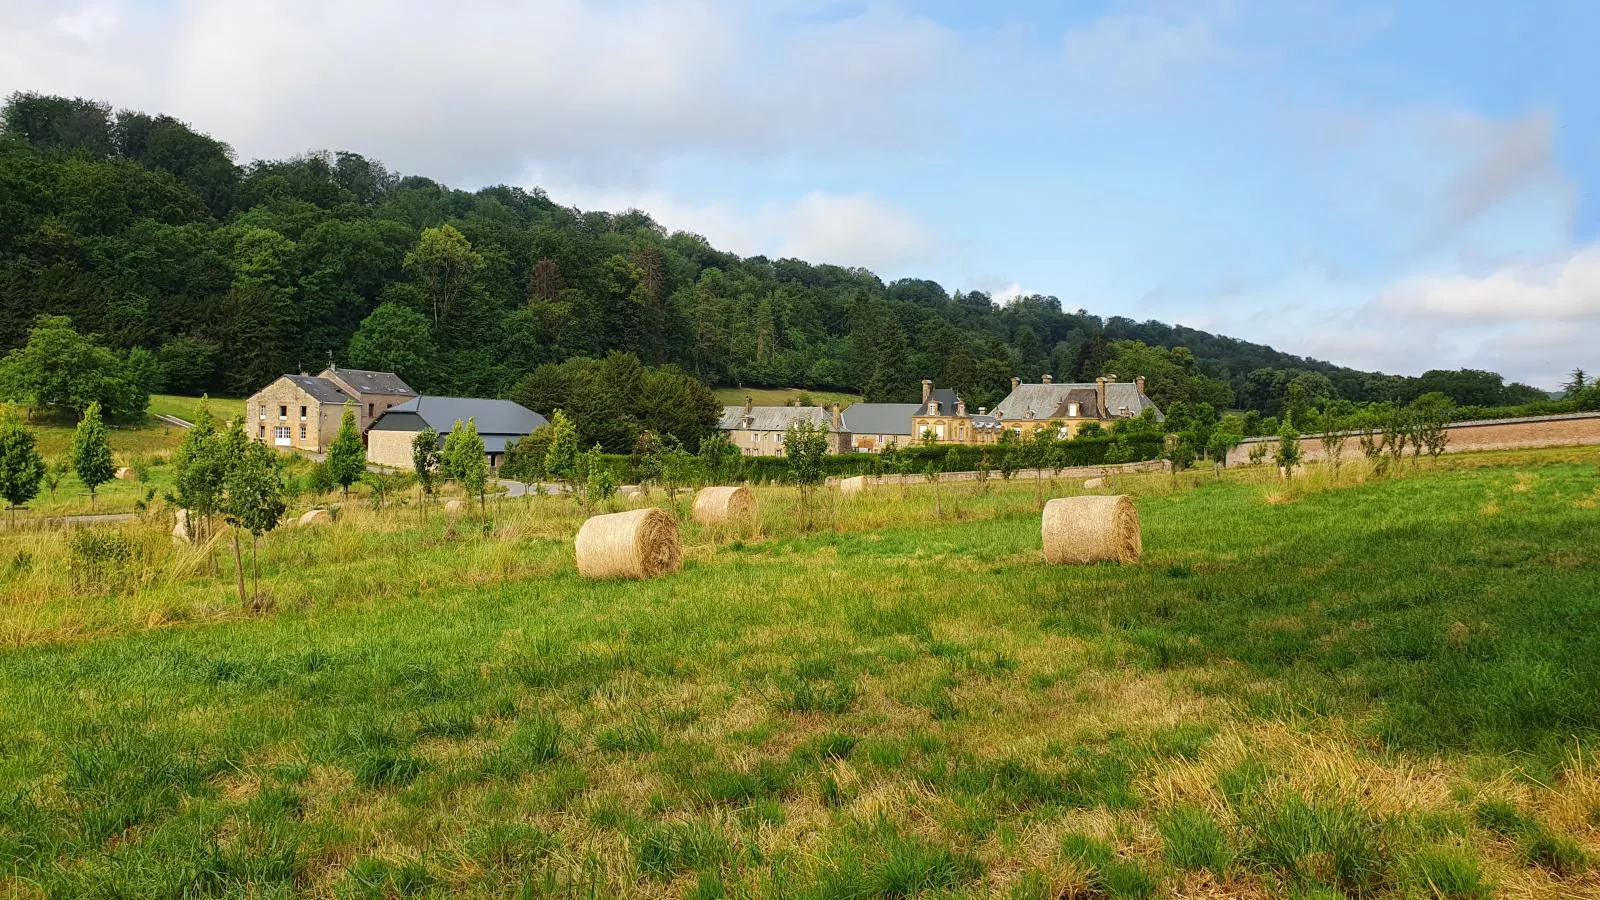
[[1067, 402, 1080, 417], [273, 426, 291, 447], [935, 424, 946, 440], [258, 425, 265, 439], [367, 403, 374, 418], [299, 405, 307, 420], [299, 424, 307, 440], [278, 405, 287, 420], [258, 403, 266, 421]]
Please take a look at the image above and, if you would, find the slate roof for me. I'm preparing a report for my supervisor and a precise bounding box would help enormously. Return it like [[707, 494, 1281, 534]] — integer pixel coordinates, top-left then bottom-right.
[[320, 367, 416, 397], [372, 397, 548, 437], [914, 388, 963, 417], [718, 405, 837, 432], [841, 403, 920, 436], [285, 375, 351, 404], [991, 381, 1162, 422]]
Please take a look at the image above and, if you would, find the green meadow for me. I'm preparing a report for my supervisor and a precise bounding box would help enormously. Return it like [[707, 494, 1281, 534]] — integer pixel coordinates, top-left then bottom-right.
[[1, 451, 1598, 897]]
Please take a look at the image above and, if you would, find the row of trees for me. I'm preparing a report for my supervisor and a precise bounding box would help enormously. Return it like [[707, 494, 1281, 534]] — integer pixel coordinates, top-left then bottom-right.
[[0, 400, 120, 522], [7, 90, 1564, 421]]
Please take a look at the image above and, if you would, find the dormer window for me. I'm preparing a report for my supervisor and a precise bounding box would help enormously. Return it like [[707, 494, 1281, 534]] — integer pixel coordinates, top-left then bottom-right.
[[929, 400, 940, 415], [1067, 402, 1080, 417]]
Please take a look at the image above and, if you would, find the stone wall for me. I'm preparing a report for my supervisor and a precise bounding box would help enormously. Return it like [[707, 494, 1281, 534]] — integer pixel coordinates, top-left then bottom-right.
[[827, 458, 1171, 487], [1225, 412, 1600, 467], [367, 428, 417, 470], [245, 378, 342, 452]]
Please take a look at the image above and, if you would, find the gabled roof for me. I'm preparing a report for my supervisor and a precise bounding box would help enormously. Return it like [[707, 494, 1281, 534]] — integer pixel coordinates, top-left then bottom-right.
[[991, 381, 1163, 422], [320, 367, 415, 397], [373, 396, 547, 436], [841, 403, 920, 436], [914, 388, 963, 417], [718, 405, 837, 432], [283, 375, 351, 404]]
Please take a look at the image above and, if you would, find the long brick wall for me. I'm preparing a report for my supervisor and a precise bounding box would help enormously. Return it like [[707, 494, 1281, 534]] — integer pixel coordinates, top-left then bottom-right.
[[1225, 412, 1600, 467]]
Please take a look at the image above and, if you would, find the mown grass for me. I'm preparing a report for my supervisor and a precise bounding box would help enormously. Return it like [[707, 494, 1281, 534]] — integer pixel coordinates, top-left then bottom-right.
[[0, 450, 1597, 896]]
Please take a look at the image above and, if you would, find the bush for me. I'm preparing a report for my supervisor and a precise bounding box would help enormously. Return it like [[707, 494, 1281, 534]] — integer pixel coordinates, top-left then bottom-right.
[[67, 529, 141, 594]]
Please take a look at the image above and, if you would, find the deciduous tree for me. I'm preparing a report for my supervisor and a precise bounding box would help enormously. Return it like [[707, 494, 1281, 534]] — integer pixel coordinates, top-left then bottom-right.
[[70, 402, 114, 506], [325, 404, 365, 499], [0, 404, 44, 524]]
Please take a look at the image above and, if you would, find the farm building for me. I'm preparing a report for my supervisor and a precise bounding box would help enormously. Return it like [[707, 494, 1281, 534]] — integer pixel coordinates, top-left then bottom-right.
[[246, 366, 416, 453], [840, 402, 921, 451], [367, 397, 548, 470], [717, 398, 852, 456]]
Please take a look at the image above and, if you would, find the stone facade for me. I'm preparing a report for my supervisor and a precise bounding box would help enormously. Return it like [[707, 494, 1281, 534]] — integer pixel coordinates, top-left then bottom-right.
[[246, 378, 347, 453], [246, 367, 416, 454], [1225, 412, 1600, 467], [366, 428, 415, 470], [718, 400, 852, 456]]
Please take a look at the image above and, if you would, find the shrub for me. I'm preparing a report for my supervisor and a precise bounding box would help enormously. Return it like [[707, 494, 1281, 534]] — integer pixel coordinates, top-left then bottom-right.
[[67, 529, 140, 594]]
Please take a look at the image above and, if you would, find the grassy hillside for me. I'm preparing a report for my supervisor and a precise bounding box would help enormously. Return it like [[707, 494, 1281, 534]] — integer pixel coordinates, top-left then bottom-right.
[[1, 452, 1598, 895], [713, 386, 864, 409]]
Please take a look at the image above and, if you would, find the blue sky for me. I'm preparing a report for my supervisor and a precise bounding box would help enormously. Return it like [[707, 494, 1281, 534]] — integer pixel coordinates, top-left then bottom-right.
[[4, 0, 1598, 386]]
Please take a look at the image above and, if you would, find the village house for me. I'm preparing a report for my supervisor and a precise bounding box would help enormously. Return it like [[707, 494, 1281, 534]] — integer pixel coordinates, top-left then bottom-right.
[[989, 374, 1162, 439], [717, 398, 852, 456], [245, 366, 416, 453], [840, 402, 921, 452], [367, 397, 548, 470], [909, 380, 1004, 446]]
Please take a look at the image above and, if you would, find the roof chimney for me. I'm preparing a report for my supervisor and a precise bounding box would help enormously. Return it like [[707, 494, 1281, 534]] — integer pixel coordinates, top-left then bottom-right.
[[744, 395, 753, 416], [978, 406, 987, 416], [1010, 376, 1020, 393], [831, 404, 842, 430], [1042, 373, 1052, 384], [921, 379, 933, 404], [1135, 375, 1146, 394], [1095, 377, 1108, 418], [793, 398, 803, 408]]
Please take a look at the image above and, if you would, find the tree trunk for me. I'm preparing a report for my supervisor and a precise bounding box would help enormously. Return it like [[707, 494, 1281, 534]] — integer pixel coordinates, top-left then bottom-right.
[[231, 531, 246, 606]]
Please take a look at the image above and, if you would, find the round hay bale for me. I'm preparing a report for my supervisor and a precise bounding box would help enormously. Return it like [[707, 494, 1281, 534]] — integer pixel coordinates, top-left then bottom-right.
[[692, 486, 756, 525], [575, 507, 682, 580], [171, 508, 191, 546], [838, 475, 868, 498], [624, 490, 652, 508], [1083, 477, 1104, 489], [298, 508, 330, 527], [115, 467, 135, 480], [1042, 495, 1141, 565], [444, 499, 465, 515]]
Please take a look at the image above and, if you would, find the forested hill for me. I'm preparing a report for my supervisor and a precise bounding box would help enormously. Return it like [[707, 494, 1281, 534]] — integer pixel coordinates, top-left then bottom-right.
[[0, 92, 1548, 417]]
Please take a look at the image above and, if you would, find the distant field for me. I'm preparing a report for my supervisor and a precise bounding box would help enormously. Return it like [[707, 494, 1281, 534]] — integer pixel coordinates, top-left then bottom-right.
[[148, 393, 246, 424], [713, 386, 864, 409], [2, 449, 1598, 895]]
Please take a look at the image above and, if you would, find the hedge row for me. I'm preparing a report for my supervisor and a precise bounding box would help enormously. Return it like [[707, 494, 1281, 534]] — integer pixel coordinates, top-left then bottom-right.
[[697, 437, 1161, 486]]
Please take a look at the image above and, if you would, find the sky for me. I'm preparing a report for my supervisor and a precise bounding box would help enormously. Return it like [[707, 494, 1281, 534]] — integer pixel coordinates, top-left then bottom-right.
[[3, 0, 1599, 388]]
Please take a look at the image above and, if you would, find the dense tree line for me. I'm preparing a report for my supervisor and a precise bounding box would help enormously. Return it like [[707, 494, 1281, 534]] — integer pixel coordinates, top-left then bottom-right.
[[0, 91, 1569, 425]]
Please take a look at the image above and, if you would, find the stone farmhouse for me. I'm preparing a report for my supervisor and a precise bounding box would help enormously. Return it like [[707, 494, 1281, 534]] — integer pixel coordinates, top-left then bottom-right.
[[988, 374, 1162, 439], [717, 398, 852, 456], [718, 376, 1162, 453], [246, 366, 416, 453]]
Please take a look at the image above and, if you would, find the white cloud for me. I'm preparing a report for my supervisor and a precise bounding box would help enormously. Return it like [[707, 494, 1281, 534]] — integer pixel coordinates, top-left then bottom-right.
[[545, 184, 947, 275], [0, 0, 958, 182], [1195, 246, 1600, 389]]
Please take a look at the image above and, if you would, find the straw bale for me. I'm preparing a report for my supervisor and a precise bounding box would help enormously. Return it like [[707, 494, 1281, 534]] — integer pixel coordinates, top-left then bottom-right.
[[1083, 477, 1104, 489], [298, 509, 330, 527], [575, 507, 682, 580], [171, 509, 190, 546], [115, 467, 135, 480], [1042, 495, 1141, 565], [692, 486, 756, 525], [839, 475, 869, 497], [444, 499, 464, 515]]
